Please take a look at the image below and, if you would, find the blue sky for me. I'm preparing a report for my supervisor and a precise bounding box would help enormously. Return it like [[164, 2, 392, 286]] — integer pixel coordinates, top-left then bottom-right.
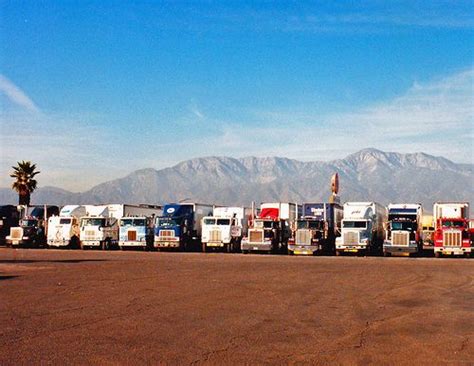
[[1, 1, 473, 191]]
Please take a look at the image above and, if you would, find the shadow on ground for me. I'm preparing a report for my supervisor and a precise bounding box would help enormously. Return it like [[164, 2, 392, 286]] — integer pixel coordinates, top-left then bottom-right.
[[0, 259, 108, 264]]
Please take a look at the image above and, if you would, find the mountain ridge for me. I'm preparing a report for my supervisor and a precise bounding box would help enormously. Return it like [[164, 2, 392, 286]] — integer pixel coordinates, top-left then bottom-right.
[[1, 148, 472, 209]]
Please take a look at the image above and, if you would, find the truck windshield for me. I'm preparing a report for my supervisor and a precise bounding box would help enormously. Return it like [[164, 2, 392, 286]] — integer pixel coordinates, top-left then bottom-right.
[[391, 222, 416, 231], [343, 221, 366, 229], [22, 219, 37, 227], [442, 220, 465, 228], [297, 220, 322, 229], [217, 219, 230, 225], [156, 217, 179, 227], [120, 219, 133, 226], [81, 218, 105, 227], [59, 218, 71, 225], [203, 218, 215, 225], [254, 220, 275, 229]]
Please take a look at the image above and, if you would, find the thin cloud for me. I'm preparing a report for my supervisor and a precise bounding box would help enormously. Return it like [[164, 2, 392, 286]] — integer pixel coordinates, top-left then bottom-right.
[[0, 75, 39, 113]]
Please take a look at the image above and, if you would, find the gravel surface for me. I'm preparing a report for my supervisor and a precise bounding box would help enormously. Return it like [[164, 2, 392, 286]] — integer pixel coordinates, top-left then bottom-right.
[[1, 248, 473, 365]]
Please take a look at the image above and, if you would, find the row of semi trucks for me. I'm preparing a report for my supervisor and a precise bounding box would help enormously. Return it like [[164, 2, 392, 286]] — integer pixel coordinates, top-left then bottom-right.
[[0, 201, 473, 257]]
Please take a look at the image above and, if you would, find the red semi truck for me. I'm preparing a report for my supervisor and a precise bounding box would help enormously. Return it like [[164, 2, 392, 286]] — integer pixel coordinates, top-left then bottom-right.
[[433, 202, 470, 258]]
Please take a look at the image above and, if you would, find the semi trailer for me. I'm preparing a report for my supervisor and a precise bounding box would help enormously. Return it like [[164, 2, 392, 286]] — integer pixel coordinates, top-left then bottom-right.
[[383, 204, 423, 257], [288, 202, 342, 255], [201, 206, 251, 253], [241, 202, 298, 254], [154, 203, 213, 251], [7, 205, 59, 248], [336, 202, 387, 255], [433, 202, 470, 257]]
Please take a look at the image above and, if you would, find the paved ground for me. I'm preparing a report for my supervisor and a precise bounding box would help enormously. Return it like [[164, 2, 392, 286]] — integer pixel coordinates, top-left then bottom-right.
[[0, 248, 473, 365]]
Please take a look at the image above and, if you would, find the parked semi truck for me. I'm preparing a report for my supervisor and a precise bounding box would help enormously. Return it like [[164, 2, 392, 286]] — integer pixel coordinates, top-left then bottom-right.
[[118, 205, 162, 250], [0, 205, 20, 245], [433, 202, 470, 257], [383, 204, 422, 256], [288, 202, 342, 255], [80, 205, 118, 250], [201, 206, 251, 253], [421, 214, 435, 253], [154, 203, 213, 251], [336, 202, 387, 255], [241, 202, 298, 254], [47, 205, 87, 248], [7, 205, 59, 248]]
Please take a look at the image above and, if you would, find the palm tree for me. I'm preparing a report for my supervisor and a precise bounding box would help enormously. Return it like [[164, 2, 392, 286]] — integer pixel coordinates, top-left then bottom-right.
[[10, 161, 40, 206]]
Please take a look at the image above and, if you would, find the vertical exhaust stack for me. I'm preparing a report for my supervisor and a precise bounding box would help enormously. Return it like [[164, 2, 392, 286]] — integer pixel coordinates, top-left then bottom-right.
[[329, 173, 340, 204]]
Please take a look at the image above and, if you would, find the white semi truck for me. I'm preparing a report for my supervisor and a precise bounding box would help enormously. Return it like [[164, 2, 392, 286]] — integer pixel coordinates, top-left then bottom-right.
[[79, 204, 125, 250], [47, 205, 88, 248], [336, 202, 387, 255], [383, 203, 423, 256], [201, 206, 251, 253]]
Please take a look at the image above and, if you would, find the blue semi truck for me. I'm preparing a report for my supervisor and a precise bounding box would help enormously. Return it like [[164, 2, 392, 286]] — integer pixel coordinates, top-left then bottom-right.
[[288, 203, 343, 255], [154, 203, 213, 251]]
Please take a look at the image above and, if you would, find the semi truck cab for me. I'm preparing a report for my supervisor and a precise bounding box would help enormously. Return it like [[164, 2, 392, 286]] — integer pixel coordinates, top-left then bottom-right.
[[289, 219, 324, 255], [336, 219, 371, 253], [80, 217, 118, 250], [434, 218, 471, 257], [119, 217, 153, 250]]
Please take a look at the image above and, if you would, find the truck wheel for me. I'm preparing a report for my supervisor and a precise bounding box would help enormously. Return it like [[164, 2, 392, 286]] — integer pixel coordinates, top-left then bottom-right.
[[434, 252, 441, 258], [383, 252, 391, 257], [335, 251, 341, 256], [202, 243, 207, 253]]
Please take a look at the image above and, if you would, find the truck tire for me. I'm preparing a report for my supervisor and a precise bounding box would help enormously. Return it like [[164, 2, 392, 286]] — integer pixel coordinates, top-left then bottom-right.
[[383, 251, 391, 257], [335, 251, 341, 256], [435, 252, 441, 258], [202, 243, 207, 253]]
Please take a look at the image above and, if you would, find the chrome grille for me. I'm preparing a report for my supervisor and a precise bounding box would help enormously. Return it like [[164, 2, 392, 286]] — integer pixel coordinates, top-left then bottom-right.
[[159, 230, 175, 238], [249, 230, 263, 243], [85, 230, 96, 239], [392, 232, 409, 246], [344, 232, 359, 245], [296, 229, 312, 246], [209, 230, 221, 242], [444, 231, 461, 247], [10, 227, 23, 240], [128, 231, 137, 241]]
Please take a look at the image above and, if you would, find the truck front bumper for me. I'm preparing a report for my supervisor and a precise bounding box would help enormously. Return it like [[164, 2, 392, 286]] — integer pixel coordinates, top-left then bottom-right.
[[82, 240, 101, 247], [154, 240, 180, 248], [434, 247, 471, 256], [119, 241, 146, 247], [241, 242, 272, 252], [204, 241, 229, 248], [336, 244, 367, 253], [288, 245, 318, 255], [48, 240, 70, 247], [383, 242, 418, 254]]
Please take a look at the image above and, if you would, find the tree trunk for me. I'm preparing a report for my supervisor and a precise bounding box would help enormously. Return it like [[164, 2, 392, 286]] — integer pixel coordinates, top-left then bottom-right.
[[19, 189, 30, 206]]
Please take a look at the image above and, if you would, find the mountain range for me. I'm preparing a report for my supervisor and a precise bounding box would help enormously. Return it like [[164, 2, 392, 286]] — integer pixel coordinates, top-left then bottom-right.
[[1, 148, 473, 210]]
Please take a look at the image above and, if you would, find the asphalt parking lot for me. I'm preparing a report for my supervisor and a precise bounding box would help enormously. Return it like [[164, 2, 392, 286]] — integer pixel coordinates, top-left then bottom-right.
[[1, 248, 473, 365]]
